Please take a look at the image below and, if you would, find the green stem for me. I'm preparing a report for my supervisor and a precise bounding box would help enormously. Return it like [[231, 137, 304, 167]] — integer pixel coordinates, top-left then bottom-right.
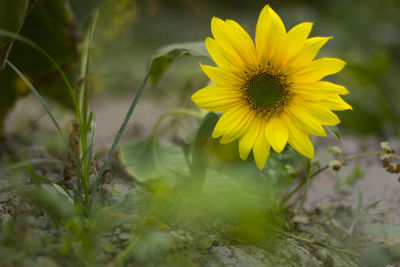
[[343, 151, 380, 160]]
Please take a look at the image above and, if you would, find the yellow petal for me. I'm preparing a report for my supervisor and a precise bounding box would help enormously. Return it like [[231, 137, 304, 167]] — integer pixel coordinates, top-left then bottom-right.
[[307, 107, 340, 126], [285, 105, 327, 137], [283, 113, 314, 158], [238, 117, 262, 160], [290, 81, 349, 98], [223, 19, 257, 68], [205, 37, 246, 78], [252, 123, 271, 169], [290, 97, 341, 125], [319, 95, 353, 111], [292, 90, 335, 101], [200, 64, 243, 88], [286, 37, 332, 73], [290, 58, 346, 83], [211, 17, 246, 69], [210, 17, 257, 70], [277, 22, 313, 69], [265, 116, 288, 153], [255, 5, 286, 68], [205, 37, 233, 69], [212, 105, 247, 138], [191, 85, 242, 112], [220, 111, 255, 144]]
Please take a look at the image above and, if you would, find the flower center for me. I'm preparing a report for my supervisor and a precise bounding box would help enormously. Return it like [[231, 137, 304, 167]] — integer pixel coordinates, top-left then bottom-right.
[[243, 71, 290, 117]]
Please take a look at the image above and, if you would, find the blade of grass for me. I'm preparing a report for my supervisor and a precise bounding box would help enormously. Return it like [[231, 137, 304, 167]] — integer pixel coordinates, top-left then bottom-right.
[[6, 61, 84, 188], [25, 164, 54, 185], [79, 11, 98, 153], [77, 12, 98, 205], [79, 10, 99, 115], [89, 64, 152, 205], [6, 61, 76, 160]]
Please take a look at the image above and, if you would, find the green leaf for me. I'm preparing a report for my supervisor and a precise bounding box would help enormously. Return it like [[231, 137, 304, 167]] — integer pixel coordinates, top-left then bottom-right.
[[325, 125, 342, 141], [120, 138, 190, 186], [0, 0, 32, 68], [25, 163, 54, 185], [191, 112, 219, 177], [149, 41, 208, 87]]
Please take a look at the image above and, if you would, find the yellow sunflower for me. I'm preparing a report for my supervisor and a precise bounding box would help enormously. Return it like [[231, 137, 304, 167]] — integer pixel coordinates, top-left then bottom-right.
[[191, 5, 352, 169]]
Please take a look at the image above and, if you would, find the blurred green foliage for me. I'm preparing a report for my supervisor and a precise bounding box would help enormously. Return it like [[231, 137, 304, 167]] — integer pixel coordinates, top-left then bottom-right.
[[0, 0, 31, 67], [0, 0, 108, 134], [0, 0, 78, 132]]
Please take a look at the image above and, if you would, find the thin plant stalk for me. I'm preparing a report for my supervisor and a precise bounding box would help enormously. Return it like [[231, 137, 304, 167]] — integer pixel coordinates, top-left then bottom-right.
[[6, 61, 76, 162], [89, 64, 152, 206]]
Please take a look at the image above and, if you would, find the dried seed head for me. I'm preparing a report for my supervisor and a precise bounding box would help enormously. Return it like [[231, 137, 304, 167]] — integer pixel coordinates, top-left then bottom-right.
[[380, 153, 393, 168]]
